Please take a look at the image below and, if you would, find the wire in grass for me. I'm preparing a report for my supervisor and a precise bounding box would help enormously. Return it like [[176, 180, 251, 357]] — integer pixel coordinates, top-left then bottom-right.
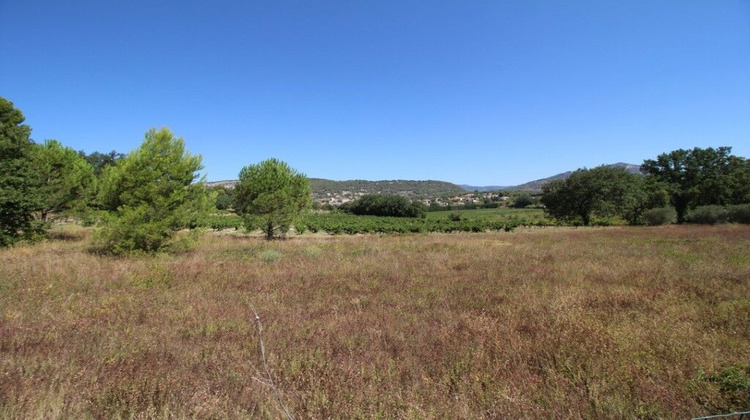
[[249, 304, 295, 420]]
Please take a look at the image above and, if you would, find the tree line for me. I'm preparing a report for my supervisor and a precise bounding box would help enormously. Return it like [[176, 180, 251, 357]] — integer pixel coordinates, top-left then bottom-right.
[[0, 97, 311, 251], [540, 147, 750, 225]]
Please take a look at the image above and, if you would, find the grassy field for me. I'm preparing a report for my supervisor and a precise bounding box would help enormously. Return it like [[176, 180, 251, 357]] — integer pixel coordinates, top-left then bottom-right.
[[1, 225, 749, 418]]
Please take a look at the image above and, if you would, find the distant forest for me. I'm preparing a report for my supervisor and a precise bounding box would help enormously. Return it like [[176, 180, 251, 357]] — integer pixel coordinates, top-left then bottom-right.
[[308, 179, 466, 200]]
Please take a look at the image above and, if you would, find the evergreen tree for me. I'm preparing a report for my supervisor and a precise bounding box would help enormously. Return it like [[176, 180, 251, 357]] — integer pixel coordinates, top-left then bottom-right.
[[96, 127, 209, 253], [234, 158, 311, 239], [0, 97, 43, 245], [31, 140, 96, 221]]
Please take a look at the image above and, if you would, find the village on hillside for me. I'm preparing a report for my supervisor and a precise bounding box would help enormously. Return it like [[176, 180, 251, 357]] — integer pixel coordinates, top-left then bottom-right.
[[206, 179, 511, 208]]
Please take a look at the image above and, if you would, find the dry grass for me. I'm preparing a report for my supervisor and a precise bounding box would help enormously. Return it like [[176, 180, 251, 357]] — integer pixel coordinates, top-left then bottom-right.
[[1, 225, 749, 418]]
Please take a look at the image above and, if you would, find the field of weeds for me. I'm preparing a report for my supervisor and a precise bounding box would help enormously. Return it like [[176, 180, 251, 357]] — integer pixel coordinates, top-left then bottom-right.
[[1, 225, 749, 418]]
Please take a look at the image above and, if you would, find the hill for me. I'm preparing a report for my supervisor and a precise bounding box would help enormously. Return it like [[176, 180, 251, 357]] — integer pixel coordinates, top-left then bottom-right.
[[309, 179, 466, 204], [207, 178, 466, 205], [207, 163, 642, 199]]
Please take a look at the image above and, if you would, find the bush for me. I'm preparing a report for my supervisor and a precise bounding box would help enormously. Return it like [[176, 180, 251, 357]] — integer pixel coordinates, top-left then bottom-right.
[[727, 204, 750, 224], [511, 194, 535, 208], [294, 222, 308, 234], [641, 207, 677, 226], [687, 205, 730, 225], [341, 194, 426, 218], [94, 206, 197, 254], [704, 363, 750, 412]]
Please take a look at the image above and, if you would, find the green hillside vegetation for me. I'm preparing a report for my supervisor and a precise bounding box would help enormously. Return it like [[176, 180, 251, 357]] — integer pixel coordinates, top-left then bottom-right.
[[309, 178, 466, 199]]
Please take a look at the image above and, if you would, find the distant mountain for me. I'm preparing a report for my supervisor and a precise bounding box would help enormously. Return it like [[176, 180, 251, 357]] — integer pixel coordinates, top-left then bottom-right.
[[461, 163, 642, 192], [207, 163, 642, 198], [206, 180, 238, 188], [459, 185, 511, 192]]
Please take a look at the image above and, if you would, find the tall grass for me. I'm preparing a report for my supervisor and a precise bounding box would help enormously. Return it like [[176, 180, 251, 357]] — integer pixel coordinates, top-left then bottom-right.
[[1, 225, 749, 418]]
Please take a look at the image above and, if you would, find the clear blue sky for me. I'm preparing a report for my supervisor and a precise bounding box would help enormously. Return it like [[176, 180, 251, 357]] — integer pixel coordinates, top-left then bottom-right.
[[2, 1, 749, 185]]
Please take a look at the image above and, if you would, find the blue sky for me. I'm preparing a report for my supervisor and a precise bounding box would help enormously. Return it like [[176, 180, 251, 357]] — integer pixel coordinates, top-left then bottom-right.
[[2, 1, 749, 185]]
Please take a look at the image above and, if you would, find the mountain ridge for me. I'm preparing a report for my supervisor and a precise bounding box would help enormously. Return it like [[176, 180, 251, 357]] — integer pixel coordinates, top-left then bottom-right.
[[206, 163, 642, 195]]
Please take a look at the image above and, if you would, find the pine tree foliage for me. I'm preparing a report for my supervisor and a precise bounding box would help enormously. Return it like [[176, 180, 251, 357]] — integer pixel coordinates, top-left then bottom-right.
[[31, 139, 96, 221], [234, 158, 312, 239], [95, 127, 209, 253], [0, 97, 44, 245]]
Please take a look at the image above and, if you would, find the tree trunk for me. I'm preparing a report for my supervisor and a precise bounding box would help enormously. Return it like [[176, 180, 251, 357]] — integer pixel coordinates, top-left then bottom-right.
[[265, 221, 274, 240]]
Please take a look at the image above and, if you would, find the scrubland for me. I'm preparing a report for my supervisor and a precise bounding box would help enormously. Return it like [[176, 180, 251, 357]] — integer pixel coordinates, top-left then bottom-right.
[[1, 225, 749, 418]]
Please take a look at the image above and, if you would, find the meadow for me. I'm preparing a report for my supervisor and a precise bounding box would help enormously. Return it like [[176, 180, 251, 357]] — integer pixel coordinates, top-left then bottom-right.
[[1, 224, 749, 418]]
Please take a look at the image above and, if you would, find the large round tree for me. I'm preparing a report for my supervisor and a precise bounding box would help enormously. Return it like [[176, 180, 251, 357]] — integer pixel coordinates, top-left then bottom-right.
[[641, 146, 750, 223], [233, 158, 311, 239], [541, 165, 645, 226]]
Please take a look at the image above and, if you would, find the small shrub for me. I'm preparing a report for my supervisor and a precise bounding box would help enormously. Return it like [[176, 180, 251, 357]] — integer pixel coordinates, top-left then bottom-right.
[[727, 204, 750, 224], [303, 246, 322, 257], [259, 249, 283, 263], [641, 207, 677, 226], [687, 205, 729, 225], [80, 210, 107, 227], [295, 222, 308, 235], [705, 363, 750, 411]]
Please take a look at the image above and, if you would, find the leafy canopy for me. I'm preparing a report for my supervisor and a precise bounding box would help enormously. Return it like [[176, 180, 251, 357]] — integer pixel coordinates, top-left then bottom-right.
[[95, 127, 209, 253], [641, 146, 750, 223], [234, 158, 311, 239], [541, 166, 644, 226]]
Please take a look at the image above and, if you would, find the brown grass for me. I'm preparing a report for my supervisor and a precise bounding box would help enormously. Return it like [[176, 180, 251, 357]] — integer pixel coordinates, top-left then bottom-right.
[[1, 225, 749, 418]]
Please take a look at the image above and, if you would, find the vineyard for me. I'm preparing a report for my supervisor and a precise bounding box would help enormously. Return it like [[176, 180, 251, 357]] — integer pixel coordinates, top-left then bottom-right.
[[197, 208, 628, 235]]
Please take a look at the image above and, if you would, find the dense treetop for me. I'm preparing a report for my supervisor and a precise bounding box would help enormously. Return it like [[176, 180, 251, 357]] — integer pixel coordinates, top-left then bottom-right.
[[234, 158, 312, 239]]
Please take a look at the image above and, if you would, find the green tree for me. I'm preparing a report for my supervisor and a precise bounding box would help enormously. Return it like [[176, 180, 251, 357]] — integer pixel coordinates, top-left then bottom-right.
[[78, 150, 125, 176], [541, 166, 644, 226], [0, 97, 44, 246], [340, 194, 427, 218], [209, 186, 235, 211], [31, 140, 96, 221], [511, 193, 535, 209], [234, 158, 312, 239], [96, 127, 209, 253], [641, 147, 750, 223]]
